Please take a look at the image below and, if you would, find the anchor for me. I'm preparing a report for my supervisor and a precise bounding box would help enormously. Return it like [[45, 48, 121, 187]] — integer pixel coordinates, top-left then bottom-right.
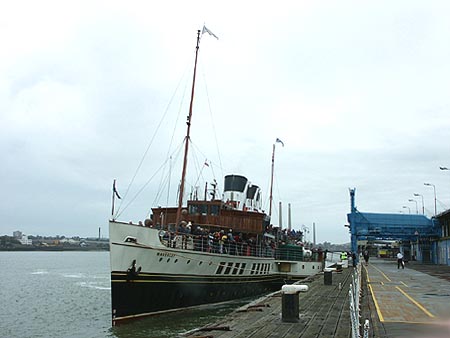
[[126, 259, 142, 281]]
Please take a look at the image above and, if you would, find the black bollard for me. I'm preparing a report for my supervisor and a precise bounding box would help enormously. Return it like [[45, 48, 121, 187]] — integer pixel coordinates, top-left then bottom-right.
[[281, 285, 308, 323], [324, 269, 333, 285], [281, 293, 299, 322]]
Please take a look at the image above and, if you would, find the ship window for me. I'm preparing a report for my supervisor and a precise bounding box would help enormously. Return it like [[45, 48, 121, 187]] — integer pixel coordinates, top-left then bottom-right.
[[167, 258, 170, 262], [189, 204, 199, 214], [256, 263, 261, 274], [187, 260, 191, 264], [239, 263, 246, 275], [174, 259, 178, 263], [232, 263, 240, 275], [189, 204, 207, 215], [210, 205, 220, 215], [250, 263, 256, 274], [302, 265, 305, 269], [159, 258, 163, 262], [215, 262, 226, 274], [198, 261, 203, 266], [224, 262, 233, 275], [312, 265, 315, 269]]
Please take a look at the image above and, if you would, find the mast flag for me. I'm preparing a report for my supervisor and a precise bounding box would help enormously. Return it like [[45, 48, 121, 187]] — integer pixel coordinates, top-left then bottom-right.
[[276, 138, 285, 147], [202, 25, 219, 40], [111, 179, 121, 218], [113, 180, 121, 199]]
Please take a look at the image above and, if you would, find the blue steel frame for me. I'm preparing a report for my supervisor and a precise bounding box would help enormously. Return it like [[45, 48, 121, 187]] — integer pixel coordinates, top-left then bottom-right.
[[347, 189, 440, 263]]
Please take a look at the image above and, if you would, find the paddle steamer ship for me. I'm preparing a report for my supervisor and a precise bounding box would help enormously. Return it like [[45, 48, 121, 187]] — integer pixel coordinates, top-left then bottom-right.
[[109, 29, 322, 324]]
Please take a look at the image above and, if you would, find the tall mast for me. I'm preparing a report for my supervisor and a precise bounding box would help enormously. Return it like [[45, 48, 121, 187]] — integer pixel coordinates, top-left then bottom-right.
[[269, 143, 276, 217], [175, 30, 201, 226], [269, 139, 283, 217]]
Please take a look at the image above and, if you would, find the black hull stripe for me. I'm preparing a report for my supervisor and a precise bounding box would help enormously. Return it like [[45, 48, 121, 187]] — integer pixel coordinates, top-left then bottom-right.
[[111, 274, 295, 321], [112, 272, 301, 283]]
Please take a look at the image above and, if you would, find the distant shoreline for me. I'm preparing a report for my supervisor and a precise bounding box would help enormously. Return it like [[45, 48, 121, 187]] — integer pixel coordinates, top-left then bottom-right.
[[0, 247, 109, 252]]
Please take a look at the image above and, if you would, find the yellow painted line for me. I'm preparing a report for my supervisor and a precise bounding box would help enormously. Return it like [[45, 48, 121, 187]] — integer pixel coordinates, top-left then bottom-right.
[[370, 264, 391, 282], [368, 283, 385, 322], [395, 286, 435, 318], [380, 281, 384, 286], [400, 281, 408, 287], [363, 264, 370, 282], [382, 319, 440, 324]]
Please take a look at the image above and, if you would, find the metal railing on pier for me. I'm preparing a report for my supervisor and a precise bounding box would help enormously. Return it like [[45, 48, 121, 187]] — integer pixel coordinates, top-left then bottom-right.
[[349, 263, 370, 338]]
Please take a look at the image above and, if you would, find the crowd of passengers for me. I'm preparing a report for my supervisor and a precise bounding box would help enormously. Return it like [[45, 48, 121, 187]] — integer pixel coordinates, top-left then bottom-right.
[[155, 221, 306, 257]]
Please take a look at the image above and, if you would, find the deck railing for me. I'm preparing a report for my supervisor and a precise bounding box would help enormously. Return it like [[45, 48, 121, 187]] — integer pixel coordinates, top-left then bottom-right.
[[158, 231, 320, 261], [159, 231, 275, 258]]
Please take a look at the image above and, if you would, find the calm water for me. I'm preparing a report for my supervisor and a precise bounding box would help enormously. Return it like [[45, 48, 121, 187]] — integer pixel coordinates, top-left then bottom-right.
[[0, 251, 247, 338]]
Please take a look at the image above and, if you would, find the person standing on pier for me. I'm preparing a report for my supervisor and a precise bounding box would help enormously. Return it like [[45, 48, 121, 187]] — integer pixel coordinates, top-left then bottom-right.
[[363, 249, 369, 265], [397, 252, 404, 269]]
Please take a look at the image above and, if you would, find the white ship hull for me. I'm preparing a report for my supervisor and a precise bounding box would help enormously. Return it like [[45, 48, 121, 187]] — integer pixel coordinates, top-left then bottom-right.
[[109, 220, 322, 323]]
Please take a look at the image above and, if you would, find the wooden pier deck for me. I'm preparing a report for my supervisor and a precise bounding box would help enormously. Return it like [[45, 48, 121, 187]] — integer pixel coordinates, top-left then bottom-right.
[[184, 268, 354, 338], [183, 258, 450, 338]]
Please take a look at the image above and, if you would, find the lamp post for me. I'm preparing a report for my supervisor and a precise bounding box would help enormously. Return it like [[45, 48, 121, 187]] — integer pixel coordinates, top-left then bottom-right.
[[413, 193, 424, 215], [424, 183, 437, 216], [408, 199, 418, 214], [414, 230, 419, 261], [402, 205, 411, 214]]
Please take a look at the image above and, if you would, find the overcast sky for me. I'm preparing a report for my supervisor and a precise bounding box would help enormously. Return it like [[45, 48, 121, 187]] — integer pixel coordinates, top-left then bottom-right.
[[1, 1, 450, 243]]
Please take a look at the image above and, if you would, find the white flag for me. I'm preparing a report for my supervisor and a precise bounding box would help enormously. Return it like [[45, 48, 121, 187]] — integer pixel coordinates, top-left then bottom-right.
[[202, 25, 219, 40], [276, 138, 285, 147]]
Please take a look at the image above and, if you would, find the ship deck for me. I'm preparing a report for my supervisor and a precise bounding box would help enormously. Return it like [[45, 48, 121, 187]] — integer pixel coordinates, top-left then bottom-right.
[[183, 258, 450, 338]]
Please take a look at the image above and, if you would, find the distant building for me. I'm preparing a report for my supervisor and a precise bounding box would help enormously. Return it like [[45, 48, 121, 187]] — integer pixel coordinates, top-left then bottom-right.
[[19, 234, 32, 245], [59, 238, 80, 245]]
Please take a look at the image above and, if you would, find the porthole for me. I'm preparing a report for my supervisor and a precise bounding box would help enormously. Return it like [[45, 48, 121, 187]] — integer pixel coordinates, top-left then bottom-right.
[[159, 257, 163, 262], [313, 266, 315, 269], [167, 258, 170, 262], [302, 265, 305, 269], [199, 261, 203, 265], [174, 259, 178, 263], [187, 260, 191, 264]]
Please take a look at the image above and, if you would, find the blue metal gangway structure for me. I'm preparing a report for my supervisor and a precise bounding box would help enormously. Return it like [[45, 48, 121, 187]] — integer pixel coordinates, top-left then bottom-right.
[[347, 188, 440, 263]]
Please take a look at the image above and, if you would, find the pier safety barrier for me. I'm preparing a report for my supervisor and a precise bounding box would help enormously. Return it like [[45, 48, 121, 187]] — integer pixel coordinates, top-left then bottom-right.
[[281, 284, 309, 323], [349, 263, 370, 338]]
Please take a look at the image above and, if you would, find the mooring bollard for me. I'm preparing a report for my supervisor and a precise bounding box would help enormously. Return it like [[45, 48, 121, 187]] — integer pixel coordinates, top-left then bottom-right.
[[324, 267, 334, 285], [281, 284, 309, 323]]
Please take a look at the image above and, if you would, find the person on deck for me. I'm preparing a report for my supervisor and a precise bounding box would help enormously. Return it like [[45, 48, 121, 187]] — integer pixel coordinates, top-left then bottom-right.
[[352, 252, 357, 267]]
